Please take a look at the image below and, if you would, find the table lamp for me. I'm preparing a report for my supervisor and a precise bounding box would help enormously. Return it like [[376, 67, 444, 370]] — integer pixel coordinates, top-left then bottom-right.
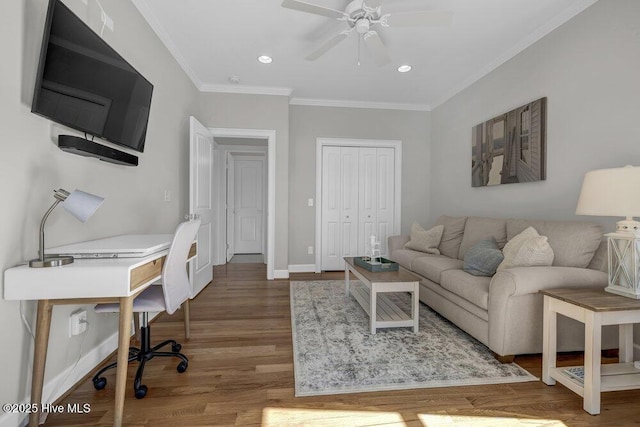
[[29, 188, 105, 268], [576, 165, 640, 298]]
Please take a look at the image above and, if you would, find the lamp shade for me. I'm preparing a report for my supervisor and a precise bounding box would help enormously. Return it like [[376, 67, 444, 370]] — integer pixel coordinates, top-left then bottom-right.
[[62, 190, 104, 222], [575, 165, 640, 219]]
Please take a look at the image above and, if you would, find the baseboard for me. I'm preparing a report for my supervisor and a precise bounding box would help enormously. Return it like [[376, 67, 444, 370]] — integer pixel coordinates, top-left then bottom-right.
[[273, 269, 289, 279], [288, 264, 316, 273], [1, 331, 120, 427]]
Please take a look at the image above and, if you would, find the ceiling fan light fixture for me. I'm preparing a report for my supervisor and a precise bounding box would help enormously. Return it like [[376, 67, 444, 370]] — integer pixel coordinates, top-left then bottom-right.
[[397, 64, 412, 73], [257, 55, 273, 64]]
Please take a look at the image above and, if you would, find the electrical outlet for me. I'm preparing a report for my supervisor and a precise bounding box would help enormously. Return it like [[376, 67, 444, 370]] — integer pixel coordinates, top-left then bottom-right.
[[308, 246, 313, 255], [164, 190, 171, 202], [69, 310, 88, 337], [308, 198, 314, 207]]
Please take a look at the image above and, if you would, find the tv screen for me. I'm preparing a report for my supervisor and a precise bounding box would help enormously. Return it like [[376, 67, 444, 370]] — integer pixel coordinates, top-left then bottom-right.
[[32, 0, 153, 153]]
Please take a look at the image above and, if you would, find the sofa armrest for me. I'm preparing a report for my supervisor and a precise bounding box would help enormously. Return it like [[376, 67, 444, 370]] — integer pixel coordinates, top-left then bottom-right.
[[488, 266, 608, 356], [388, 235, 410, 254], [490, 266, 607, 297]]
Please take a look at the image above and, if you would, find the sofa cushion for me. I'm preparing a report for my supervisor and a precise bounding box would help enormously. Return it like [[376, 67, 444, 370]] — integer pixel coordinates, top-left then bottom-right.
[[458, 217, 507, 260], [440, 269, 491, 310], [507, 219, 603, 268], [390, 248, 430, 270], [497, 226, 554, 271], [404, 223, 444, 254], [434, 215, 467, 259], [411, 255, 464, 284], [463, 237, 504, 276]]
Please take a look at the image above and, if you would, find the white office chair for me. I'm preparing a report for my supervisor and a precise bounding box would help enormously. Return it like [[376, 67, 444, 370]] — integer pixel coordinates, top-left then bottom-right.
[[92, 219, 200, 399]]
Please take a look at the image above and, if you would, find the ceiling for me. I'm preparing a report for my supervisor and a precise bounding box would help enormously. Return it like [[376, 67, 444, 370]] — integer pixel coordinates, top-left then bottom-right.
[[132, 0, 597, 110]]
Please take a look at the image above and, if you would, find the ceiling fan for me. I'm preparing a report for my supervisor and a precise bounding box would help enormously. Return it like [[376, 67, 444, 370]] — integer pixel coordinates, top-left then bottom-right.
[[281, 0, 452, 66]]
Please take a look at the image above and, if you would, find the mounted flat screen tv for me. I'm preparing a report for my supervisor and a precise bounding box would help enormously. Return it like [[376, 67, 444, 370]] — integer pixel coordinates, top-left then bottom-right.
[[32, 0, 153, 153]]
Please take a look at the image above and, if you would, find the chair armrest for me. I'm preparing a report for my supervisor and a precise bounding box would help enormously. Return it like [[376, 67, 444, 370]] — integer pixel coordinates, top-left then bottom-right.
[[388, 235, 410, 254]]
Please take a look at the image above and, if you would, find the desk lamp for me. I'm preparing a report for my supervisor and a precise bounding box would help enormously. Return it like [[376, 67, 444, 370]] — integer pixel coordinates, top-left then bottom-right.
[[29, 188, 104, 268], [576, 165, 640, 298]]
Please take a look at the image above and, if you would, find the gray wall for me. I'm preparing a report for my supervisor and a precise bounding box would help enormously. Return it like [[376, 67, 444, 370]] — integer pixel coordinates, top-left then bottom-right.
[[288, 105, 431, 266], [430, 0, 640, 227], [0, 0, 200, 415], [198, 93, 289, 272], [429, 0, 640, 351]]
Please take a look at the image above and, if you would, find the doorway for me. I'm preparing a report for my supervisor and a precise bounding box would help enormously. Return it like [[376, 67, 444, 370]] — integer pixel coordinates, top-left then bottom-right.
[[211, 133, 272, 276], [226, 151, 267, 263]]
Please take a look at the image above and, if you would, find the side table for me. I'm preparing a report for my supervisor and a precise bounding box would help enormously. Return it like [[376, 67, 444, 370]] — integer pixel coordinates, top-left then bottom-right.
[[541, 288, 640, 415]]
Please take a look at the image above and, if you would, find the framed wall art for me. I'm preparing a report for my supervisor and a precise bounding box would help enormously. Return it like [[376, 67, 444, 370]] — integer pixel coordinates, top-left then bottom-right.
[[471, 97, 547, 187]]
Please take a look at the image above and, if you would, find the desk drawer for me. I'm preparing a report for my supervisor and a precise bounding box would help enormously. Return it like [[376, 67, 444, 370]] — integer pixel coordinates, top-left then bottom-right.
[[130, 257, 165, 292]]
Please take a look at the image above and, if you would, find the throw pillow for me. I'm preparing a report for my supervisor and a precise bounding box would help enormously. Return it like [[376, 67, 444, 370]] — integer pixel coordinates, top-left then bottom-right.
[[404, 223, 444, 255], [463, 237, 504, 277], [497, 226, 554, 271]]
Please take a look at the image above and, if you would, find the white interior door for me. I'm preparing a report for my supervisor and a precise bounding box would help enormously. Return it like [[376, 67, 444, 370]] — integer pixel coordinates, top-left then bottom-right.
[[321, 146, 358, 270], [189, 116, 214, 297], [232, 155, 264, 254]]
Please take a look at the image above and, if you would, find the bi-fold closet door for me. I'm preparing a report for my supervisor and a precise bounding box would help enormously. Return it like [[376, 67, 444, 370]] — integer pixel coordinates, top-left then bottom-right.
[[320, 145, 396, 271]]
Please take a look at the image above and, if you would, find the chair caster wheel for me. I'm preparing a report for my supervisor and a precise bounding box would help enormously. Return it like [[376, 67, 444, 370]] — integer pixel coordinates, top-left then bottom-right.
[[172, 343, 182, 352], [93, 377, 107, 390], [177, 361, 188, 373], [135, 385, 148, 399]]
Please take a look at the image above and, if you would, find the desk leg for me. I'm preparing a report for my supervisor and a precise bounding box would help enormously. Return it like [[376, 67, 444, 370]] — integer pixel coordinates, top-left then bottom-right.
[[583, 311, 602, 415], [542, 296, 557, 385], [114, 296, 134, 427], [29, 300, 52, 427]]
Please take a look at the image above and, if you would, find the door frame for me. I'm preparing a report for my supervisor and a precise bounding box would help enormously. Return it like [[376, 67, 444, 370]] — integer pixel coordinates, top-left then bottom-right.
[[227, 151, 267, 261], [210, 128, 276, 280], [315, 138, 402, 273]]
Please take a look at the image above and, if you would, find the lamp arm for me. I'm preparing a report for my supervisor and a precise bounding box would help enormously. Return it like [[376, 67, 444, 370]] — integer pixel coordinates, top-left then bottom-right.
[[38, 199, 62, 261]]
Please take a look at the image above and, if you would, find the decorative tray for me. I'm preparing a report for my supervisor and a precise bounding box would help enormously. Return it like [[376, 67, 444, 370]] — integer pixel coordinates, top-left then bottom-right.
[[354, 256, 399, 272]]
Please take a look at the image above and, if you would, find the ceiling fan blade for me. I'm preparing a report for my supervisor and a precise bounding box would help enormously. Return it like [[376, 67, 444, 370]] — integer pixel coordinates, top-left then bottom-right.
[[281, 0, 346, 20], [363, 31, 390, 66], [306, 32, 349, 61], [385, 10, 452, 27], [363, 0, 384, 8]]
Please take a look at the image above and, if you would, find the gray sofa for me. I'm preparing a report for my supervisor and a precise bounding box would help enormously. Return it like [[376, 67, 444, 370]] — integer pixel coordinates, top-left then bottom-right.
[[389, 215, 616, 360]]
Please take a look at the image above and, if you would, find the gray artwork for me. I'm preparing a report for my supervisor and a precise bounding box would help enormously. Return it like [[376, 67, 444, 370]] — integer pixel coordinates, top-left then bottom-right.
[[472, 97, 547, 187]]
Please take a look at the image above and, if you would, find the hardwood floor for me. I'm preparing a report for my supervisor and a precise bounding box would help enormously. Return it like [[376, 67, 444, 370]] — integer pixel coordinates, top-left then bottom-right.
[[44, 264, 640, 426]]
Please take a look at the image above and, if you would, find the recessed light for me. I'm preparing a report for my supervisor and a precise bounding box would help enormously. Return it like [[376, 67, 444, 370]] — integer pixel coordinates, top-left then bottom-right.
[[397, 65, 412, 73], [258, 55, 273, 64]]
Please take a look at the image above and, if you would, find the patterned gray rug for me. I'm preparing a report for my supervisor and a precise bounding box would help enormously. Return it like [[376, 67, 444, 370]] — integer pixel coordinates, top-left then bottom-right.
[[290, 280, 537, 397]]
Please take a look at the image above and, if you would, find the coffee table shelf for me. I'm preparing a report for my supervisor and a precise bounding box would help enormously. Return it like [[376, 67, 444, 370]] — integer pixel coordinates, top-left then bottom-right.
[[350, 284, 415, 328]]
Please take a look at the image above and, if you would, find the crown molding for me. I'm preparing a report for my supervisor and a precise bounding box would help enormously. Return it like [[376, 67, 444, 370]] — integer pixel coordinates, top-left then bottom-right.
[[132, 0, 203, 90], [290, 97, 431, 112], [430, 0, 599, 109], [198, 84, 293, 97]]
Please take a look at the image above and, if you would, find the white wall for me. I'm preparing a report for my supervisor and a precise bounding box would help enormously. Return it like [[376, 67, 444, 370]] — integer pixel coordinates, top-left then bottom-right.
[[288, 105, 431, 267], [0, 0, 200, 420], [430, 0, 640, 227], [198, 93, 289, 273]]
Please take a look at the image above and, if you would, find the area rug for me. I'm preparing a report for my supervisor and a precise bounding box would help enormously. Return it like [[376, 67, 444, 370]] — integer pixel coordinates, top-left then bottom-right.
[[290, 280, 537, 397]]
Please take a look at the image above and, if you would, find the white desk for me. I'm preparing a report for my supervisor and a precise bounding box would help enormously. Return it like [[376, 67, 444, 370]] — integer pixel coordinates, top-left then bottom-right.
[[3, 235, 196, 427]]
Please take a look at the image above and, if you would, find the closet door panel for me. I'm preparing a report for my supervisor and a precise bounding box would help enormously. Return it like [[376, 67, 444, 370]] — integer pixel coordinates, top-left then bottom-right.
[[341, 147, 359, 260], [321, 146, 342, 270], [376, 148, 395, 256], [358, 147, 377, 256]]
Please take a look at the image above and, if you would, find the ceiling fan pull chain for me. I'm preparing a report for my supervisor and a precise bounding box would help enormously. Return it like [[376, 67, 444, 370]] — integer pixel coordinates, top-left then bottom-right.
[[357, 35, 361, 66]]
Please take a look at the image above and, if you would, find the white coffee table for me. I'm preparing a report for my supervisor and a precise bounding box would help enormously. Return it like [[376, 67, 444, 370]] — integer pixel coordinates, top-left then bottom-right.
[[344, 257, 420, 334]]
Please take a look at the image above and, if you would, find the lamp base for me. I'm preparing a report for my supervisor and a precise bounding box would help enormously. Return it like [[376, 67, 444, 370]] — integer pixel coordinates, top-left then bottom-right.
[[29, 255, 74, 268]]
